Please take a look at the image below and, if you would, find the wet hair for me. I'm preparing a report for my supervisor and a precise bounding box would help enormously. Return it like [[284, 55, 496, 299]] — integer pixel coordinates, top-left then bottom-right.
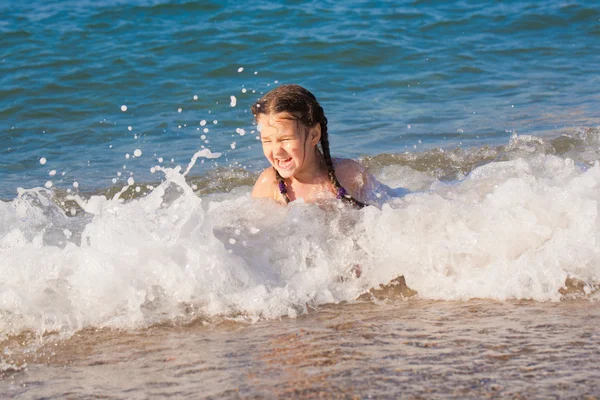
[[252, 84, 365, 208]]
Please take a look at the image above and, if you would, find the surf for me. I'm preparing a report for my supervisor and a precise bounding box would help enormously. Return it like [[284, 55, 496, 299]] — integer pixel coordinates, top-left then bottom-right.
[[1, 130, 599, 343]]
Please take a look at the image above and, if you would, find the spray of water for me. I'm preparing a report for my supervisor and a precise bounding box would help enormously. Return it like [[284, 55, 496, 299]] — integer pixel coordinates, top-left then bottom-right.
[[1, 132, 600, 342]]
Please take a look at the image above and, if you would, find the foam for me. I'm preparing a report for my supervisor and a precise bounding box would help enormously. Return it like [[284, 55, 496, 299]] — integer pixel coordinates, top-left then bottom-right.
[[1, 135, 599, 338]]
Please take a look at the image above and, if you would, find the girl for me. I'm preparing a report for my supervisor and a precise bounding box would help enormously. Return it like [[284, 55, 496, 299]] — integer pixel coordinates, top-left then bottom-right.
[[251, 84, 375, 207]]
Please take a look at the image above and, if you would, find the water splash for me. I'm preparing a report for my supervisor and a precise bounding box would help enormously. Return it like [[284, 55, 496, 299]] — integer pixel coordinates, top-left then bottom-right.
[[2, 132, 600, 340]]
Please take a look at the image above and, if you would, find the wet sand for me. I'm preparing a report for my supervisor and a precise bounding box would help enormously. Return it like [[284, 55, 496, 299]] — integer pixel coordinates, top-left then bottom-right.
[[1, 298, 599, 399]]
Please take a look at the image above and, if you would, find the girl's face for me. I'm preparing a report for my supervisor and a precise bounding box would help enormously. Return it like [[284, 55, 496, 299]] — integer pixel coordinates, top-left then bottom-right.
[[257, 113, 319, 179]]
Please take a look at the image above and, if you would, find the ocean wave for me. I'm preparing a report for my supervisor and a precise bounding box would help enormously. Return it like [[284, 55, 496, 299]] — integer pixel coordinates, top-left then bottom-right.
[[1, 131, 600, 340]]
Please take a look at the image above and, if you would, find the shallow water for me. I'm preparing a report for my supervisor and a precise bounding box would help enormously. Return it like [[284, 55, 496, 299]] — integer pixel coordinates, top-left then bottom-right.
[[2, 0, 600, 198], [2, 299, 599, 399], [2, 0, 600, 397]]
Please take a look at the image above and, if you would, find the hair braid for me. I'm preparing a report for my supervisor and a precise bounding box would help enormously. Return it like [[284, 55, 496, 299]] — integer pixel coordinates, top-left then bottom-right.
[[274, 168, 291, 204], [252, 84, 366, 208], [316, 106, 366, 208]]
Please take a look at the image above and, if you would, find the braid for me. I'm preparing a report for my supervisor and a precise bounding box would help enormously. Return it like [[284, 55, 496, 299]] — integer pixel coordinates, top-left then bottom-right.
[[317, 106, 366, 209], [252, 84, 367, 209], [274, 168, 290, 204]]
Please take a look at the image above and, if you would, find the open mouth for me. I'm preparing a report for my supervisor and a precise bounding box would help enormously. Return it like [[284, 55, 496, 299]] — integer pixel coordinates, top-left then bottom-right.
[[276, 158, 293, 170]]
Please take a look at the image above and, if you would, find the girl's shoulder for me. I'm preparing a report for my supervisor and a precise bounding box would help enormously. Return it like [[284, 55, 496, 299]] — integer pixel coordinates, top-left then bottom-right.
[[332, 158, 371, 203], [332, 158, 368, 182], [251, 167, 279, 200]]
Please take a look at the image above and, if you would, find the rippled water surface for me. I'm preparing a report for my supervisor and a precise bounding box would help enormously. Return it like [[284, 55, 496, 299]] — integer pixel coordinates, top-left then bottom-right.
[[2, 0, 600, 398], [2, 0, 599, 197]]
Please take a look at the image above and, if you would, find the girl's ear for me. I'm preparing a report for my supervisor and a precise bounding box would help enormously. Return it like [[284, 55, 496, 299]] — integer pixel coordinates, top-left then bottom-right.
[[308, 124, 321, 146]]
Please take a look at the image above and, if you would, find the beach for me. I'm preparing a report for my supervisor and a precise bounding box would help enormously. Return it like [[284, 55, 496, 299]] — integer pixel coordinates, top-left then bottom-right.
[[2, 299, 599, 398], [2, 0, 600, 398]]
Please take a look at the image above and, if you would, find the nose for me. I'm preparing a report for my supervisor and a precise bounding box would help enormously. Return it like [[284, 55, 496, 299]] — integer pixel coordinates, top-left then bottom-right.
[[273, 140, 286, 157]]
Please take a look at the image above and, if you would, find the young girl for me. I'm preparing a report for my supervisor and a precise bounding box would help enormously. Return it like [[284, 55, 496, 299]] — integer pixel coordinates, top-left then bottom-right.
[[251, 84, 375, 207]]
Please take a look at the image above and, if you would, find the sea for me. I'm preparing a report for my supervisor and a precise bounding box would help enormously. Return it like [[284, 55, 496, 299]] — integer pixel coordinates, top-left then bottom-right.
[[1, 0, 600, 398]]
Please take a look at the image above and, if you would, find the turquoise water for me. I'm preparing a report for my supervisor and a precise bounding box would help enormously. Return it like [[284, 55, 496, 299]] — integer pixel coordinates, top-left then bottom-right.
[[2, 2, 600, 397], [2, 0, 599, 199]]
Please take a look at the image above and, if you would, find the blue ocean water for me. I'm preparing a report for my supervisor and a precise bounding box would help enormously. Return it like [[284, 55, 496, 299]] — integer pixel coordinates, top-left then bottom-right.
[[3, 4, 600, 397], [2, 0, 599, 199]]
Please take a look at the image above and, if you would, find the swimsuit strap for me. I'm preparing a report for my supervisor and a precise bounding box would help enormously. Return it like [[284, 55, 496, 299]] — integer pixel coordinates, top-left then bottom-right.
[[275, 168, 291, 204], [274, 167, 366, 208], [278, 179, 287, 194]]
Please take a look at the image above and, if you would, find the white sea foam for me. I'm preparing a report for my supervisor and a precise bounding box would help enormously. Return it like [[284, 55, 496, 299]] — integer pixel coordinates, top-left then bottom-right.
[[1, 137, 599, 338]]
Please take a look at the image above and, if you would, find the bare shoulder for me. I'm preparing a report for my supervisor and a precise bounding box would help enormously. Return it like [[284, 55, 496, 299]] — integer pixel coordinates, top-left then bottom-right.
[[252, 167, 278, 200], [333, 158, 372, 202], [333, 158, 368, 186], [334, 158, 367, 176]]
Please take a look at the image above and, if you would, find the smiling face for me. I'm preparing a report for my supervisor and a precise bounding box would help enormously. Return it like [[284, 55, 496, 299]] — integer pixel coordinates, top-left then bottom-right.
[[257, 113, 320, 180]]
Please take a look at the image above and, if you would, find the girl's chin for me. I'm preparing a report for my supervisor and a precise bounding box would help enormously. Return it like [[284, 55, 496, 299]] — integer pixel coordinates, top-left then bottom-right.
[[274, 168, 295, 178]]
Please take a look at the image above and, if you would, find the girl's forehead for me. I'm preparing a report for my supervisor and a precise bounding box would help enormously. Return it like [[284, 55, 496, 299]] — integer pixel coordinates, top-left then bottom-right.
[[257, 113, 301, 135]]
